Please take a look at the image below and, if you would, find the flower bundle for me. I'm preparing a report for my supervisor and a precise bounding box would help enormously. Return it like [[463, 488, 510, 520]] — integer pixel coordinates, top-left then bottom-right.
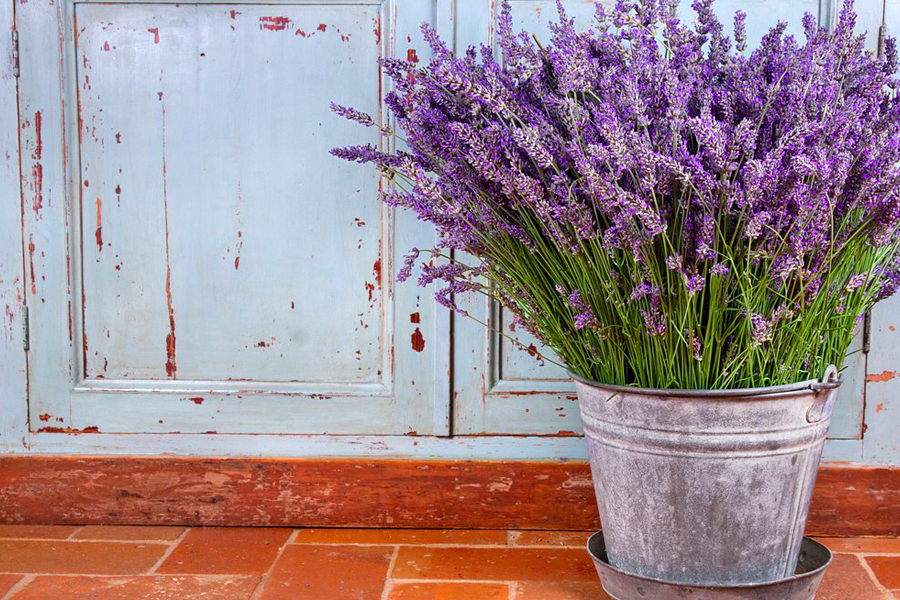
[[332, 0, 900, 389]]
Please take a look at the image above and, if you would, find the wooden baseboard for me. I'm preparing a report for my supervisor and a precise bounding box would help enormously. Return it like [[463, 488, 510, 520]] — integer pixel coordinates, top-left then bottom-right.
[[0, 456, 897, 535]]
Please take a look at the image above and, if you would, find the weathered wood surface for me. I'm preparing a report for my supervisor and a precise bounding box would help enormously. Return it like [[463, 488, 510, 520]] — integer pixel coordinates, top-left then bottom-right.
[[1, 0, 895, 463], [0, 457, 896, 535], [15, 0, 444, 437], [0, 0, 27, 448]]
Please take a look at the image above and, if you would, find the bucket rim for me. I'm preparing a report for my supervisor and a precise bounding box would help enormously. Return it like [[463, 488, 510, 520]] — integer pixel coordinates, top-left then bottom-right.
[[568, 368, 842, 399], [586, 531, 833, 590]]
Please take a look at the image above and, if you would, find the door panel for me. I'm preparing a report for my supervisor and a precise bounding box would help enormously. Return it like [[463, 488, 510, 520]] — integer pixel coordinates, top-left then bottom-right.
[[453, 0, 868, 439], [78, 3, 385, 384], [20, 0, 440, 435]]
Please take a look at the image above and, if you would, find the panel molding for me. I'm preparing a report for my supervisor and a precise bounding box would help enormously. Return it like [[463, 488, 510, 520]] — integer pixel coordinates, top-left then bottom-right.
[[16, 0, 447, 435], [0, 456, 896, 535]]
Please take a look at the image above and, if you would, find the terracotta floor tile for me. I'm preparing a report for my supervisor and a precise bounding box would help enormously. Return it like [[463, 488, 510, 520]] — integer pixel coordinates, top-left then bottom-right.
[[155, 527, 291, 575], [392, 547, 596, 582], [0, 540, 166, 574], [0, 575, 23, 596], [73, 526, 185, 542], [0, 525, 80, 539], [866, 556, 900, 590], [387, 582, 509, 600], [294, 529, 507, 545], [816, 554, 886, 599], [516, 581, 611, 600], [9, 575, 260, 599], [816, 537, 900, 554], [511, 531, 591, 547], [258, 544, 392, 600]]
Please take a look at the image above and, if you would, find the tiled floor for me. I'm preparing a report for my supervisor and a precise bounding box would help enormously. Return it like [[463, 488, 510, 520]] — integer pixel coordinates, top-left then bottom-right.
[[0, 526, 896, 599]]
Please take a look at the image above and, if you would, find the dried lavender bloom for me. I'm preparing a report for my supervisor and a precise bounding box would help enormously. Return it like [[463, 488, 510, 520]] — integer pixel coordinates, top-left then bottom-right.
[[332, 0, 900, 389]]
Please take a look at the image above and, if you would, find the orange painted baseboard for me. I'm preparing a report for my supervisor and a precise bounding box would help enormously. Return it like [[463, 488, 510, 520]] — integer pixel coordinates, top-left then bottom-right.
[[0, 457, 897, 535]]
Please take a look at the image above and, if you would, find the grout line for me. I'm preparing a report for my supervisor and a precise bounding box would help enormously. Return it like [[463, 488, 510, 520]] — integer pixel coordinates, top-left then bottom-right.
[[506, 531, 516, 547], [146, 528, 190, 575], [66, 526, 85, 540], [0, 572, 249, 579], [508, 581, 516, 600], [0, 575, 35, 600], [289, 542, 583, 549], [379, 546, 400, 600], [388, 578, 519, 585], [854, 553, 895, 600], [0, 537, 174, 545], [248, 528, 298, 600]]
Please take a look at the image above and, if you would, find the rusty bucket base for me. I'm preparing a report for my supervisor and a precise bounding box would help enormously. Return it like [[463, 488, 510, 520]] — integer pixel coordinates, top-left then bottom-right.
[[588, 531, 832, 600]]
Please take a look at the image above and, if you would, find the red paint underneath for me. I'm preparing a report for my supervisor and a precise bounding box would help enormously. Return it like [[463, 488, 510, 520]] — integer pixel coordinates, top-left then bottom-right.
[[148, 27, 160, 44], [36, 426, 100, 434], [259, 16, 292, 31], [411, 327, 425, 352]]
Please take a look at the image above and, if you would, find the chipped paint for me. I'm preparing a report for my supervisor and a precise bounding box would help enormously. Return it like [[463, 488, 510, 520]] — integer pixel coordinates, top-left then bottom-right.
[[866, 370, 896, 383], [32, 111, 43, 215], [411, 327, 425, 352], [259, 16, 292, 31], [161, 105, 176, 378], [410, 312, 420, 324], [94, 197, 103, 252], [35, 426, 101, 434], [27, 238, 36, 295], [147, 27, 159, 44]]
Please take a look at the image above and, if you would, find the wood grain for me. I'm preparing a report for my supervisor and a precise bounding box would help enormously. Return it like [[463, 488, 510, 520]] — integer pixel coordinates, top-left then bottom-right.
[[0, 457, 896, 535]]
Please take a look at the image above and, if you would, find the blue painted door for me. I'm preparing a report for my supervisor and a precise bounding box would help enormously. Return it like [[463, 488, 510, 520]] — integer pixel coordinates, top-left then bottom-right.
[[11, 0, 893, 459], [17, 0, 448, 435]]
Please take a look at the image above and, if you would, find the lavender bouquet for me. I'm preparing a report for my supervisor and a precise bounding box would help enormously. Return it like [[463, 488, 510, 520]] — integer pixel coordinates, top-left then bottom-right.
[[332, 0, 900, 390]]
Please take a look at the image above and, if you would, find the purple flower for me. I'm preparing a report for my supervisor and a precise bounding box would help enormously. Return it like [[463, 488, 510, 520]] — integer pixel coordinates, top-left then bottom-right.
[[331, 0, 900, 387]]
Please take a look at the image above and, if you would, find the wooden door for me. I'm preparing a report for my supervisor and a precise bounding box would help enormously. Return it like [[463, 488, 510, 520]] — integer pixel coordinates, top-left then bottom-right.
[[17, 0, 448, 435]]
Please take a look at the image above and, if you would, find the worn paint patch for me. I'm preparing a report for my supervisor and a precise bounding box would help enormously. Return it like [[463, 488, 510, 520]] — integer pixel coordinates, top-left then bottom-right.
[[27, 239, 36, 295], [95, 197, 103, 252], [148, 27, 160, 44], [260, 16, 292, 31], [867, 370, 897, 383], [161, 113, 176, 378], [411, 327, 425, 352], [410, 312, 420, 324], [32, 111, 43, 215], [187, 397, 204, 405], [35, 426, 100, 434]]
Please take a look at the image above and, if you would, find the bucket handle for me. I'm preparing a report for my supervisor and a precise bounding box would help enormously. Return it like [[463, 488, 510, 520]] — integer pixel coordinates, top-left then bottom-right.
[[807, 365, 840, 424]]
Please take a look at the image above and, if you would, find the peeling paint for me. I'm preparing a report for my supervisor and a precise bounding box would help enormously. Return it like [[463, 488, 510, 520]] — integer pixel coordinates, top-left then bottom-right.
[[866, 370, 896, 383], [161, 105, 177, 378], [36, 426, 100, 434], [95, 197, 103, 252], [260, 16, 292, 31], [27, 238, 36, 295], [411, 327, 425, 352], [410, 312, 420, 324]]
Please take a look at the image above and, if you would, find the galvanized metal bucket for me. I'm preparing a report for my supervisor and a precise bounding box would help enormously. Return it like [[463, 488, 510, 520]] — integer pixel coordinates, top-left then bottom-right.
[[573, 367, 841, 587]]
